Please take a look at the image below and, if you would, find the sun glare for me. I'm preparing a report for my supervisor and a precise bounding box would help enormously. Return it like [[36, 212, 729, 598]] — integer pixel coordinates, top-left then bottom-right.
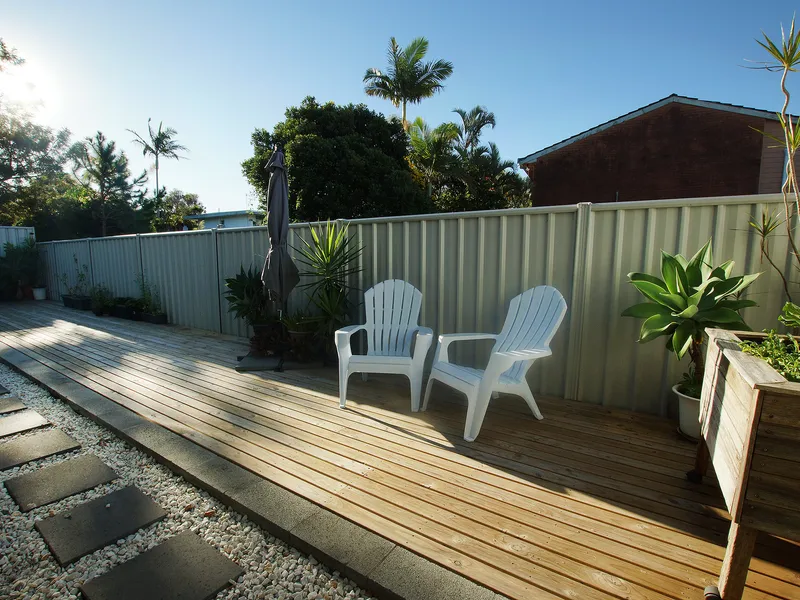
[[0, 62, 60, 121]]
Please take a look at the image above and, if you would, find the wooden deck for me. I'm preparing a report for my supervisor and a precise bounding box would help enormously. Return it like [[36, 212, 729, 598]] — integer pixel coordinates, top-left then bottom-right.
[[0, 302, 798, 600]]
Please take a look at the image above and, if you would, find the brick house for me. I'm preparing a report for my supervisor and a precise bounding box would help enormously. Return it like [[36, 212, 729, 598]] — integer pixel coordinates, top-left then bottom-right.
[[517, 94, 787, 206]]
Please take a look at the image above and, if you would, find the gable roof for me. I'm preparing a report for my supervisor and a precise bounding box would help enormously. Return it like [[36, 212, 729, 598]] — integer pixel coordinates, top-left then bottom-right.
[[517, 94, 784, 165]]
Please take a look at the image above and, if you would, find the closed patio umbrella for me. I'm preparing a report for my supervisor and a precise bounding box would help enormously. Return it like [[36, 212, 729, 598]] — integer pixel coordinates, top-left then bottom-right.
[[261, 148, 299, 309]]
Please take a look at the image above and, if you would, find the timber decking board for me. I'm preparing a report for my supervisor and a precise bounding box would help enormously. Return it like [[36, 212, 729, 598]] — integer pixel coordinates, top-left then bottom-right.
[[0, 304, 798, 600]]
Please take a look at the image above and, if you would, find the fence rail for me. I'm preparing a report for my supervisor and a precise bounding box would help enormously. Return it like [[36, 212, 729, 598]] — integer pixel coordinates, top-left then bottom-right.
[[37, 193, 792, 416]]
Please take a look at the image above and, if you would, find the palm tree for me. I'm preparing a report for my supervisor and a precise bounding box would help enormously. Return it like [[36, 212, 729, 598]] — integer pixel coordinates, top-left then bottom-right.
[[128, 119, 187, 200], [363, 37, 453, 129], [453, 106, 495, 154], [408, 117, 460, 197]]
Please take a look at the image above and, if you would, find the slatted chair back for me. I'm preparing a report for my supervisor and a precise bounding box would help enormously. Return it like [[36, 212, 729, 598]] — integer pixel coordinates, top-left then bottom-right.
[[492, 286, 567, 380], [364, 280, 423, 357]]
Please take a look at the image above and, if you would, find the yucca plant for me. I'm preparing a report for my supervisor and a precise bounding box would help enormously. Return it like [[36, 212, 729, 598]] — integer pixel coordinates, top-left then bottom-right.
[[293, 221, 363, 357], [622, 240, 761, 397]]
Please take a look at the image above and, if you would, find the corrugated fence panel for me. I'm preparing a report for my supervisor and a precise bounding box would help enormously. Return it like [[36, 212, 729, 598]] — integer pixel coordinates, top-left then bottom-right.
[[140, 231, 220, 331], [34, 193, 795, 416], [216, 227, 271, 337], [576, 195, 789, 416], [89, 236, 141, 298], [0, 227, 35, 256], [46, 239, 92, 299]]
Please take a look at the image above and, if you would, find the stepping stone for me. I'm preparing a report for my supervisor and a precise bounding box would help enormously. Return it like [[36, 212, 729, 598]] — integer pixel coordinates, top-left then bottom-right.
[[0, 397, 26, 415], [4, 454, 117, 512], [36, 486, 167, 566], [0, 429, 80, 470], [81, 530, 243, 600], [0, 383, 9, 395], [0, 410, 48, 438]]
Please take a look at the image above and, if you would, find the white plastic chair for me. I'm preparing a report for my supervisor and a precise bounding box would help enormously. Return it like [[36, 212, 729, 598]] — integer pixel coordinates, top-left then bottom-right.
[[335, 280, 433, 411], [423, 286, 567, 441]]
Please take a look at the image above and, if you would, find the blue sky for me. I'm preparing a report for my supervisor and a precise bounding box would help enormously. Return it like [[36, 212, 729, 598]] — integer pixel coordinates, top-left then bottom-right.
[[4, 0, 799, 213]]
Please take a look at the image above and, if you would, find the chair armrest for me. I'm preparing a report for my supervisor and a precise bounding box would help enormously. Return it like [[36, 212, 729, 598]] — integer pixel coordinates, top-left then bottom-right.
[[335, 324, 366, 356], [411, 327, 434, 363], [434, 333, 497, 364], [494, 347, 552, 361]]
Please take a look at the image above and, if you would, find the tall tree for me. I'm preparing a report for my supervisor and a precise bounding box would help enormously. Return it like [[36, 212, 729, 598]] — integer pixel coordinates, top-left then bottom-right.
[[363, 37, 453, 129], [243, 97, 428, 221], [128, 118, 187, 201], [0, 38, 24, 72], [140, 189, 205, 232], [70, 132, 146, 237], [408, 117, 459, 198], [453, 105, 495, 154], [0, 105, 70, 203]]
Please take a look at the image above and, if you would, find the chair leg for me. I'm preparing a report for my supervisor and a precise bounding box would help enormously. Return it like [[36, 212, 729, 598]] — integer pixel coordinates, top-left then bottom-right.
[[361, 373, 368, 382], [422, 377, 435, 411], [464, 389, 492, 442], [339, 367, 350, 409], [519, 385, 543, 420], [492, 391, 500, 400], [409, 373, 422, 412]]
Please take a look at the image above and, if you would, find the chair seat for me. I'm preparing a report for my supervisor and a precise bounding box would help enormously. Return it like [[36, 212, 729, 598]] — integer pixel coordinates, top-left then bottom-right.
[[348, 354, 413, 367], [431, 362, 520, 387]]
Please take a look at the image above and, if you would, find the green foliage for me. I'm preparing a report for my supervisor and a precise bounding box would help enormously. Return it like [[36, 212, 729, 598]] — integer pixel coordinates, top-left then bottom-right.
[[408, 108, 530, 212], [69, 131, 147, 237], [363, 36, 453, 127], [128, 119, 187, 209], [622, 240, 760, 386], [139, 189, 204, 232], [0, 38, 24, 71], [294, 221, 363, 353], [778, 301, 800, 328], [294, 221, 363, 299], [281, 309, 315, 333], [90, 284, 114, 313], [0, 238, 40, 298], [741, 331, 800, 382], [0, 105, 71, 208], [59, 254, 90, 297], [223, 265, 273, 327], [136, 274, 163, 314], [242, 97, 427, 221], [678, 367, 703, 398], [749, 18, 800, 304]]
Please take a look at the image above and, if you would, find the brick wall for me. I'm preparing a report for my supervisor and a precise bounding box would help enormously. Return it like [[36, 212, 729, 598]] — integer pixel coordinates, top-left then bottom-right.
[[526, 103, 766, 206], [758, 119, 785, 194]]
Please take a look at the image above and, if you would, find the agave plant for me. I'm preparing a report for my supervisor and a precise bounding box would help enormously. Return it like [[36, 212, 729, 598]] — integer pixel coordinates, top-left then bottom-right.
[[223, 265, 273, 327], [622, 240, 761, 395]]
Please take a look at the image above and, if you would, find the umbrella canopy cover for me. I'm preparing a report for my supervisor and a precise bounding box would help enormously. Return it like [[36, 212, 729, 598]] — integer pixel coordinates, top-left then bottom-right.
[[261, 149, 300, 303]]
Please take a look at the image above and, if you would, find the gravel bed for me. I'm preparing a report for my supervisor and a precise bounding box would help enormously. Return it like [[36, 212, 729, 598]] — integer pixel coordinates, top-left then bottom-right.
[[0, 364, 378, 600]]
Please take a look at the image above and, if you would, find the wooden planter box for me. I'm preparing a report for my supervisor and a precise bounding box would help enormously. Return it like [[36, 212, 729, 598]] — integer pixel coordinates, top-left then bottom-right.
[[693, 329, 800, 599]]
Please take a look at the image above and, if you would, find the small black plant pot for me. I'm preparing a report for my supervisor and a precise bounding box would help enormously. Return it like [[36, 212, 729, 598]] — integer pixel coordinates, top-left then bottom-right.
[[112, 305, 135, 320], [62, 295, 74, 309], [92, 308, 104, 317], [74, 296, 92, 311], [143, 312, 168, 325]]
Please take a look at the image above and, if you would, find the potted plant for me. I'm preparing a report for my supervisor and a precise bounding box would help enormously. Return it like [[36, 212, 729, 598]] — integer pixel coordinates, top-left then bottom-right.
[[90, 285, 114, 316], [281, 309, 316, 362], [621, 239, 760, 440], [60, 255, 91, 310], [294, 221, 363, 363], [1, 239, 41, 300], [136, 274, 168, 324], [224, 265, 278, 351], [111, 297, 136, 319]]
